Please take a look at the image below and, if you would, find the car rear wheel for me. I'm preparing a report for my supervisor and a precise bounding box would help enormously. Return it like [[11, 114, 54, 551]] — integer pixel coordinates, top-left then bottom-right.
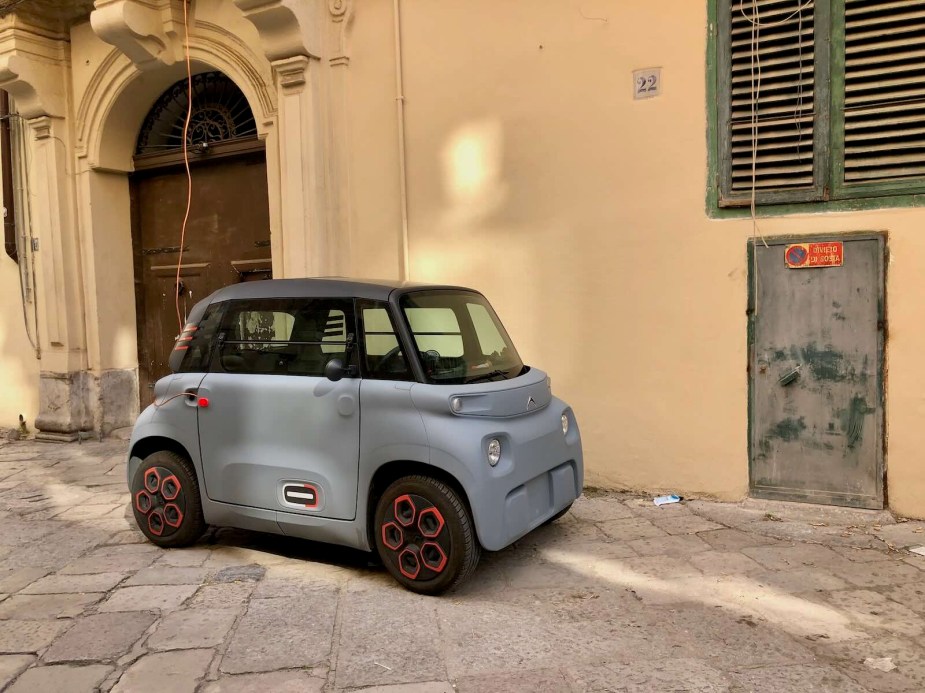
[[131, 450, 206, 548], [374, 475, 480, 595]]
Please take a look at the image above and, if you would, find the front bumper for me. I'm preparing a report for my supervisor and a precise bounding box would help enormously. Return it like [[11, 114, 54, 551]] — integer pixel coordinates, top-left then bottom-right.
[[428, 399, 583, 551]]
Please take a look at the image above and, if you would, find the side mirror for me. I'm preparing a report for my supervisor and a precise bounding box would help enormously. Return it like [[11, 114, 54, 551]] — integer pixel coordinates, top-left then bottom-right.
[[324, 358, 347, 382]]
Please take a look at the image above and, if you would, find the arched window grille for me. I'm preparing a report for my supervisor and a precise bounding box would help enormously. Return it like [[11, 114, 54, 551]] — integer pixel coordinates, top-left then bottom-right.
[[135, 71, 257, 156]]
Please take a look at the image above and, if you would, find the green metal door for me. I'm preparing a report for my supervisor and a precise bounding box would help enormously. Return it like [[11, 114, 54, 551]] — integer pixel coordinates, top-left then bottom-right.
[[749, 235, 884, 509]]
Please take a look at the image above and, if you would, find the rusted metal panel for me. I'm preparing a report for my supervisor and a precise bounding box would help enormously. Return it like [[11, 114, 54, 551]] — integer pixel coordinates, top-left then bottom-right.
[[749, 234, 884, 509], [130, 151, 272, 405]]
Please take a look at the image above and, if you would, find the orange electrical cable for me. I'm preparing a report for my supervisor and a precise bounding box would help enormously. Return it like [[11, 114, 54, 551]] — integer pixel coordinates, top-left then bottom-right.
[[175, 0, 194, 333], [154, 0, 194, 409]]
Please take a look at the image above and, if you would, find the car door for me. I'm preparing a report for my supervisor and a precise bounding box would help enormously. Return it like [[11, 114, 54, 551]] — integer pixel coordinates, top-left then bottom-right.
[[197, 297, 361, 520]]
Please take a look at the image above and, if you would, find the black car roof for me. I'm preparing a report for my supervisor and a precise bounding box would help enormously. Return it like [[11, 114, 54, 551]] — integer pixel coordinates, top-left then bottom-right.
[[206, 277, 475, 303]]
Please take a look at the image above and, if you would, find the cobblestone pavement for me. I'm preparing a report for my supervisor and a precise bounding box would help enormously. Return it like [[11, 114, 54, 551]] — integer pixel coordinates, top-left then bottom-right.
[[2, 440, 925, 692]]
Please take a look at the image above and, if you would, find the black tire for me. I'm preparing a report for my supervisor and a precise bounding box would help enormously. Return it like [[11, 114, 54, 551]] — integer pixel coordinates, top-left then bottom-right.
[[543, 502, 574, 526], [130, 450, 206, 548], [374, 475, 480, 595]]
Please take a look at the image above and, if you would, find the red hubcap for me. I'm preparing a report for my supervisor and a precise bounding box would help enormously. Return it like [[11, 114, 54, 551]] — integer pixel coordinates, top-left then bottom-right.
[[134, 465, 186, 537], [380, 493, 450, 581]]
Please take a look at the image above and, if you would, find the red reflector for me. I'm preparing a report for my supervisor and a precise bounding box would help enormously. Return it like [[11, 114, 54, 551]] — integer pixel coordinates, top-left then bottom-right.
[[197, 397, 209, 408]]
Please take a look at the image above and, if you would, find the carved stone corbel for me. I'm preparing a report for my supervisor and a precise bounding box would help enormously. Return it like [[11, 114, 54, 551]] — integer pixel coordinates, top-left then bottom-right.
[[233, 0, 323, 62], [90, 0, 185, 71], [0, 27, 67, 119], [328, 0, 353, 66]]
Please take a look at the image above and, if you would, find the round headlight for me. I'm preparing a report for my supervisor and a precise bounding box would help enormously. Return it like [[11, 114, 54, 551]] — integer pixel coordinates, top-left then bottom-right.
[[487, 439, 501, 466], [451, 397, 462, 413], [561, 413, 569, 435]]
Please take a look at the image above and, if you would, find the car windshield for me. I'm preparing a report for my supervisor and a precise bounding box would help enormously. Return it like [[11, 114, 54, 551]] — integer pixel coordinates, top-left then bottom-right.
[[399, 290, 525, 385]]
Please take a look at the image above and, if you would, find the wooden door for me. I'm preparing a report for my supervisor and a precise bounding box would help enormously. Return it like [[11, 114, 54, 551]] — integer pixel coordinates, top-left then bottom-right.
[[131, 150, 271, 404]]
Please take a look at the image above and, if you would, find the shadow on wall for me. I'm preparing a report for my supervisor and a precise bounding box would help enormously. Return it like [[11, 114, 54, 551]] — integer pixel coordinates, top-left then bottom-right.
[[0, 257, 39, 433]]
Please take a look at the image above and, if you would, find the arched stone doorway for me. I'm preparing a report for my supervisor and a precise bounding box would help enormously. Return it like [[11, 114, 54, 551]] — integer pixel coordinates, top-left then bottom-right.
[[130, 71, 272, 402]]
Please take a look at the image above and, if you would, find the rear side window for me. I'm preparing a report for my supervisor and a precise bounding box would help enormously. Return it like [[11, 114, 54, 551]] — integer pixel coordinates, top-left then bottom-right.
[[176, 304, 223, 373], [213, 298, 356, 376]]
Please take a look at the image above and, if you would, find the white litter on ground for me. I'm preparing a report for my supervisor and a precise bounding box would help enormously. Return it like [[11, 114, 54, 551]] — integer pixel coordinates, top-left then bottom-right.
[[864, 657, 897, 673], [653, 494, 681, 506]]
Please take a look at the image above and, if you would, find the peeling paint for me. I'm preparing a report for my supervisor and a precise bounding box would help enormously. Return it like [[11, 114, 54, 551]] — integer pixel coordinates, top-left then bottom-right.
[[765, 416, 806, 442], [804, 439, 835, 452], [800, 343, 849, 382], [846, 395, 873, 449]]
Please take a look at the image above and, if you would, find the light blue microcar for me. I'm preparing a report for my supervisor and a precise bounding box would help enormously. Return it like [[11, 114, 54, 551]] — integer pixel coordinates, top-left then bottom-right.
[[127, 278, 583, 593]]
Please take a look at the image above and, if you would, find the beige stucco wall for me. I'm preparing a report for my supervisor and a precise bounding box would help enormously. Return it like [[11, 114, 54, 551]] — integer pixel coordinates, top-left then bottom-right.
[[0, 257, 39, 431], [345, 0, 925, 515]]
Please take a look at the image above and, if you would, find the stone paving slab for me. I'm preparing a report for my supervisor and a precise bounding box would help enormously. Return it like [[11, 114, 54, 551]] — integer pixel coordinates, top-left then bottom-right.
[[813, 636, 925, 692], [21, 572, 127, 595], [146, 608, 239, 651], [110, 649, 212, 693], [568, 657, 732, 692], [727, 663, 868, 693], [0, 593, 102, 620], [60, 551, 158, 575], [334, 582, 445, 690], [0, 655, 34, 688], [874, 521, 925, 549], [123, 566, 211, 586], [2, 439, 925, 690], [6, 663, 113, 693], [201, 670, 326, 692], [98, 584, 198, 612], [457, 668, 573, 693], [0, 568, 48, 594], [42, 612, 155, 663], [0, 619, 72, 653], [220, 588, 338, 674], [351, 684, 454, 693]]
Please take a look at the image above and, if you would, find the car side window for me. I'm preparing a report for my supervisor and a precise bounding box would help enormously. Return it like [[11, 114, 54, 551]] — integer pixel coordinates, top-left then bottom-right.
[[177, 303, 224, 373], [404, 307, 464, 357], [359, 301, 412, 381], [213, 298, 356, 376]]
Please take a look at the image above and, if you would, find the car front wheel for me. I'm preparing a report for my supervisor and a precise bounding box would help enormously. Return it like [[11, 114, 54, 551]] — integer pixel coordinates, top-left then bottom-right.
[[130, 450, 206, 548], [374, 475, 480, 595]]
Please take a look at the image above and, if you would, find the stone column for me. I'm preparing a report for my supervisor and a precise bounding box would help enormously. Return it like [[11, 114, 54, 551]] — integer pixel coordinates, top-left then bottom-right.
[[273, 54, 330, 277], [325, 0, 354, 277], [234, 0, 346, 278]]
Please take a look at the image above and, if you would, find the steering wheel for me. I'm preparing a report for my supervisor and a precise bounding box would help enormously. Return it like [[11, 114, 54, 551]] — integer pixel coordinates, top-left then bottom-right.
[[378, 346, 404, 371]]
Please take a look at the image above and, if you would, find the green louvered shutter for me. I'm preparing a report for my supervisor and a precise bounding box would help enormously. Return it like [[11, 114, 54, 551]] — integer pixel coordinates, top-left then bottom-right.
[[841, 0, 925, 185], [720, 0, 824, 206]]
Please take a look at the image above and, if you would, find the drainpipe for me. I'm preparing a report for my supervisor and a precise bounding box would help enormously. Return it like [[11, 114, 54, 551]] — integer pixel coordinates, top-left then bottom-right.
[[393, 0, 410, 281], [1, 90, 17, 263]]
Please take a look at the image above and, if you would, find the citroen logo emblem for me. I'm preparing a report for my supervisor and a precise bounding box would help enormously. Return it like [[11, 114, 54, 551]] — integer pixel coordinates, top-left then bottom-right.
[[527, 396, 537, 410]]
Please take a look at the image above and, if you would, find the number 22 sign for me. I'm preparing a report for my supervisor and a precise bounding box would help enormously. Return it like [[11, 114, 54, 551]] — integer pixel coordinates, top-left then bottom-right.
[[633, 68, 661, 100]]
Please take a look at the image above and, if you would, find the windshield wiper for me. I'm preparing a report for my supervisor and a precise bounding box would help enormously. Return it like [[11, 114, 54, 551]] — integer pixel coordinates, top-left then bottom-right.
[[466, 369, 509, 384]]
